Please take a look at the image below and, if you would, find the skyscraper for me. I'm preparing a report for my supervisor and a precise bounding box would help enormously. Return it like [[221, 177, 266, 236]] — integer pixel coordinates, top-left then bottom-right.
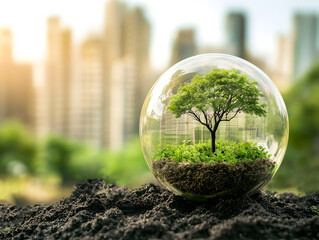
[[11, 63, 35, 128], [103, 1, 151, 148], [271, 34, 293, 91], [109, 58, 134, 148], [0, 28, 34, 128], [103, 0, 127, 147], [122, 7, 151, 139], [293, 13, 318, 80], [73, 36, 104, 146], [0, 28, 12, 123], [170, 29, 196, 66], [226, 12, 247, 59], [51, 0, 151, 148], [45, 17, 72, 136]]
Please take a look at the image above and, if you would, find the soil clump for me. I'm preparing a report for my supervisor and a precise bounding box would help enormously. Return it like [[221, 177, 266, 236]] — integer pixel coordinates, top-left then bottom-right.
[[1, 179, 319, 239]]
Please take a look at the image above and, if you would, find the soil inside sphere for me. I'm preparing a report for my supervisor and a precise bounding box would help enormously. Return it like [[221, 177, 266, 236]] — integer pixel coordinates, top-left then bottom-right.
[[152, 158, 276, 198]]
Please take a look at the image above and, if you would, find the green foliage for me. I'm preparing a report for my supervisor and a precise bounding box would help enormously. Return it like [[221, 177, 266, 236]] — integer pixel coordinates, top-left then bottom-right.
[[101, 137, 151, 187], [153, 140, 270, 164], [312, 206, 319, 215], [43, 136, 151, 186], [42, 136, 106, 183], [0, 121, 37, 175], [168, 69, 266, 119], [268, 62, 319, 193], [0, 122, 151, 186], [43, 136, 81, 183]]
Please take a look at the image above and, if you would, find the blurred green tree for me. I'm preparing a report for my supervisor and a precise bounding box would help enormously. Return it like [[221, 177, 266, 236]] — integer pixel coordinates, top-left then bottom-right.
[[0, 123, 151, 186], [0, 121, 37, 175], [42, 136, 151, 186], [43, 136, 83, 183], [101, 137, 152, 187], [269, 62, 319, 192]]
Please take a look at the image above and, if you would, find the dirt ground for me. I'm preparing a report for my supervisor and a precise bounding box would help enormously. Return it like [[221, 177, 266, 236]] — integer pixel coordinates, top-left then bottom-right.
[[0, 179, 319, 240]]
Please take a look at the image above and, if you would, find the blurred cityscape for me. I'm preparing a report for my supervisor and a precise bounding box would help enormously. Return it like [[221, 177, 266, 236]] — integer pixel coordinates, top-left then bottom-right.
[[1, 0, 319, 203], [1, 0, 318, 149]]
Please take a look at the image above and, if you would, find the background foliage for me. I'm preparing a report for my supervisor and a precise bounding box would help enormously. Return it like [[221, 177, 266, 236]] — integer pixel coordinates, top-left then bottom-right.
[[268, 63, 319, 193], [0, 122, 151, 188]]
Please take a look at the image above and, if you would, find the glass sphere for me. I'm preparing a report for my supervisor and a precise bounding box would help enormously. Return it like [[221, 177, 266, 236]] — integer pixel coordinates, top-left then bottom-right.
[[140, 53, 289, 199]]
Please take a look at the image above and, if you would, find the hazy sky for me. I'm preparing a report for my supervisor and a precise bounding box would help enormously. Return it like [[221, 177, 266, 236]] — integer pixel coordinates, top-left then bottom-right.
[[0, 0, 319, 70]]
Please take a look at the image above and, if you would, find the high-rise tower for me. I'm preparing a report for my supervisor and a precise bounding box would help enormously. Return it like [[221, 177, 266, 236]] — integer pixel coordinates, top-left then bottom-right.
[[45, 17, 72, 136], [170, 29, 196, 66], [103, 1, 151, 148], [0, 28, 34, 128], [226, 12, 247, 59], [0, 28, 12, 123], [293, 13, 318, 80], [73, 36, 104, 146]]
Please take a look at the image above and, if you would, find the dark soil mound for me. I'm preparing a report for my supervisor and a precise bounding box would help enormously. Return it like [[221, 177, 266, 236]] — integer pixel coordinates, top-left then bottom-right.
[[1, 179, 319, 240], [152, 158, 275, 198]]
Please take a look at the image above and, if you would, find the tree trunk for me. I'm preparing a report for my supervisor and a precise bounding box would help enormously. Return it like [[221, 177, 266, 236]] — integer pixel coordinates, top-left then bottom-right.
[[211, 130, 216, 153]]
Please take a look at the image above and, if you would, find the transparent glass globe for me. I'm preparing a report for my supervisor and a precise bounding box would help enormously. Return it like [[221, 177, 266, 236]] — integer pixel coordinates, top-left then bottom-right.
[[140, 53, 289, 199]]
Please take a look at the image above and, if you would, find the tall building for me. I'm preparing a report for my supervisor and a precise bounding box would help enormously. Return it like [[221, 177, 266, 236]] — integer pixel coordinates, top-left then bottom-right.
[[109, 58, 134, 148], [271, 34, 293, 91], [45, 17, 72, 136], [0, 28, 12, 123], [293, 13, 318, 80], [11, 63, 35, 128], [103, 0, 127, 147], [122, 7, 151, 140], [103, 1, 151, 148], [226, 12, 247, 59], [73, 36, 104, 146], [0, 28, 34, 128], [170, 29, 196, 66]]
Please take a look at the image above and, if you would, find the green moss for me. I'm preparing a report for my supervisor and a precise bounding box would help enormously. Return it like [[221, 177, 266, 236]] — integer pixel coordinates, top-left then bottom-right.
[[153, 140, 270, 164]]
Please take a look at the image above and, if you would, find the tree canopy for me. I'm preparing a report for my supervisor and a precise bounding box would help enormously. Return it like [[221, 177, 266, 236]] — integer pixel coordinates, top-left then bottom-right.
[[168, 68, 267, 152]]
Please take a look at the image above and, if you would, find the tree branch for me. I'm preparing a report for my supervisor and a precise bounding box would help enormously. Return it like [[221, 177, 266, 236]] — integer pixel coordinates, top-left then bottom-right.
[[218, 110, 226, 122], [226, 94, 233, 106], [186, 110, 209, 129], [224, 93, 243, 113], [221, 108, 242, 122], [201, 110, 210, 127]]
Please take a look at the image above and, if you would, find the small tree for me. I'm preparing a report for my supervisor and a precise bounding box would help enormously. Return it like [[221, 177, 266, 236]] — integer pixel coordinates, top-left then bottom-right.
[[168, 69, 267, 153]]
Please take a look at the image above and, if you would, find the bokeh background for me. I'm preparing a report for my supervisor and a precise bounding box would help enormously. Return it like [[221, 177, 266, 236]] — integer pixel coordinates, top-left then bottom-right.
[[0, 0, 319, 204]]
